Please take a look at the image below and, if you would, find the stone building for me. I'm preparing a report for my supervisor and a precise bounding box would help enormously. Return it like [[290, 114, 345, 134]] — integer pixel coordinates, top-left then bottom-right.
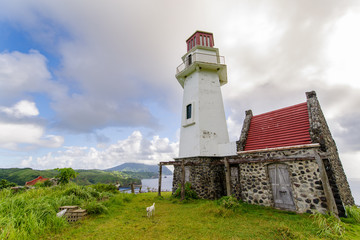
[[170, 31, 354, 216]]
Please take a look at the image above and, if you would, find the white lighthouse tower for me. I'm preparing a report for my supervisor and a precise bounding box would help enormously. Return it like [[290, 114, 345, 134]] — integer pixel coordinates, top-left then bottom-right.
[[176, 31, 236, 158]]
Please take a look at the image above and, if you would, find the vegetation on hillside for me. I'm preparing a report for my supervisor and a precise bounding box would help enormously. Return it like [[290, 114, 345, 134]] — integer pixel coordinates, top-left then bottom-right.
[[0, 168, 155, 186]]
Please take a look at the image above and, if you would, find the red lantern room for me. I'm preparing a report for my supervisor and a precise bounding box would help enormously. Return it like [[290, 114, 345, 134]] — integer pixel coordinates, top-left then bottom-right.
[[186, 31, 214, 51]]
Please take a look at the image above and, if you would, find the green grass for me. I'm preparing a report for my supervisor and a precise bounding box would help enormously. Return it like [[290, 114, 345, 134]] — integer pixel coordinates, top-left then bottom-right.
[[0, 183, 116, 239], [42, 193, 360, 240], [2, 185, 360, 240]]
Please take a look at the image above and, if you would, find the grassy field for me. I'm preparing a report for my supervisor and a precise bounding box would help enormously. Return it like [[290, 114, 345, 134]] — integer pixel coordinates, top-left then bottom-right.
[[1, 184, 359, 240], [44, 192, 360, 240]]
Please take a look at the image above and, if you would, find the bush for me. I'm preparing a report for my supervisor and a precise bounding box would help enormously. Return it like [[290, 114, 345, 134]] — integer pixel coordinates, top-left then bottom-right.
[[216, 196, 240, 210], [90, 183, 118, 194], [85, 201, 108, 215], [0, 179, 16, 189], [34, 179, 54, 188], [63, 186, 91, 200], [173, 182, 198, 200]]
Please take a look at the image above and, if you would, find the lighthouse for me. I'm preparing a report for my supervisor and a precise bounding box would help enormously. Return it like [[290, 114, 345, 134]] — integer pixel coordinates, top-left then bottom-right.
[[176, 31, 236, 157]]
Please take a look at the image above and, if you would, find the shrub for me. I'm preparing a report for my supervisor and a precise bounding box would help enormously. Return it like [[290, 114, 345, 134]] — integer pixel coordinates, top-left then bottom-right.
[[173, 182, 198, 200], [85, 201, 108, 215], [0, 179, 16, 189], [216, 195, 240, 210], [345, 205, 360, 223], [63, 185, 91, 200], [90, 183, 118, 194]]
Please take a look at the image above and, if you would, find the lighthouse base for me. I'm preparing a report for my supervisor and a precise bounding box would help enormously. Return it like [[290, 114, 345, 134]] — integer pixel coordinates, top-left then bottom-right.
[[172, 156, 226, 199]]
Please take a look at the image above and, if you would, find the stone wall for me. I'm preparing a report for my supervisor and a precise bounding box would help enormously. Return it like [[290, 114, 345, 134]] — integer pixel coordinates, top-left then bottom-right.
[[236, 162, 273, 206], [307, 91, 354, 207], [228, 147, 329, 214], [172, 157, 226, 199], [236, 110, 252, 152]]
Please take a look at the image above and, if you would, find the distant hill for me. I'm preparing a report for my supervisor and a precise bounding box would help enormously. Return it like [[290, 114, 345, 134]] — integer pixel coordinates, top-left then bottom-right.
[[106, 163, 172, 175]]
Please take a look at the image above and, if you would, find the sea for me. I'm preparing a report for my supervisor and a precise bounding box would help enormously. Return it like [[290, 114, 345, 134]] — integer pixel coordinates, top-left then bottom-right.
[[123, 175, 360, 205], [119, 175, 173, 193]]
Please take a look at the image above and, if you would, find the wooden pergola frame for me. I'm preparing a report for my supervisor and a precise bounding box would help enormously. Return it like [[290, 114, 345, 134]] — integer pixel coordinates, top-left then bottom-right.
[[158, 149, 331, 204]]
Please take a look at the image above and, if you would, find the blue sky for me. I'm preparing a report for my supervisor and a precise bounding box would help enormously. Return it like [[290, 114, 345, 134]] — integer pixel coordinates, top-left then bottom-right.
[[1, 0, 360, 178]]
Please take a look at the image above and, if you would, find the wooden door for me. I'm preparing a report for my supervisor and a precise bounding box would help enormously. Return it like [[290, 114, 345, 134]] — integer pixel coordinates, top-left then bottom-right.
[[268, 164, 296, 210]]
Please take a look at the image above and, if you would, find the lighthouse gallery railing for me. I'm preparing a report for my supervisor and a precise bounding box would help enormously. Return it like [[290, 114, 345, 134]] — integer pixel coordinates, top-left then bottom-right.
[[176, 52, 225, 74]]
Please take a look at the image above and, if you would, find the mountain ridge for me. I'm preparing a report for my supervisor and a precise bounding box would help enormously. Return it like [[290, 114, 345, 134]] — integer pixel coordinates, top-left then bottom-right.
[[105, 163, 172, 175]]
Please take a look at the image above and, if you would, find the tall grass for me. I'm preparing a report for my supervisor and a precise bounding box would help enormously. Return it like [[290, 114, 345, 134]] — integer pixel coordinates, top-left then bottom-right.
[[312, 212, 345, 239], [345, 205, 360, 223], [0, 183, 117, 239]]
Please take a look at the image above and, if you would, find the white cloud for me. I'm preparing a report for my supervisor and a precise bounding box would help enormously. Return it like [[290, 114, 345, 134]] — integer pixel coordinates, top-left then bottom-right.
[[227, 113, 242, 142], [0, 100, 64, 150], [0, 121, 64, 150], [339, 150, 360, 179], [0, 50, 64, 101], [22, 131, 178, 169], [0, 100, 39, 118]]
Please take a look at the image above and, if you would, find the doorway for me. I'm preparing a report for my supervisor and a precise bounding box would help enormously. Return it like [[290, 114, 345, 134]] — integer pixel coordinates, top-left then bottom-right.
[[268, 164, 296, 210]]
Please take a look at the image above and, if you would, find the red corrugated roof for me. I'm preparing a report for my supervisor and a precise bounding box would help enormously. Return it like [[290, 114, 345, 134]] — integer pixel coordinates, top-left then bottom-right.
[[244, 102, 312, 151], [25, 176, 49, 186]]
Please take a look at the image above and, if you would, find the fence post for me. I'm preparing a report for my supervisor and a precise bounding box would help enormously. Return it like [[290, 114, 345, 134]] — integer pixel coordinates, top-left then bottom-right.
[[224, 158, 231, 196], [158, 163, 162, 196], [130, 183, 135, 194]]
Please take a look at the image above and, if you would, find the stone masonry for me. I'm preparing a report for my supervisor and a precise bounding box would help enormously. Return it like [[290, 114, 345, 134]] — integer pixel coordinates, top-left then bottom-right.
[[228, 146, 329, 214], [172, 157, 226, 199], [306, 91, 354, 207]]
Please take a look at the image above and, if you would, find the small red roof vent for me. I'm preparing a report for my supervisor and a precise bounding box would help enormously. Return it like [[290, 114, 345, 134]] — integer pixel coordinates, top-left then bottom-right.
[[186, 31, 214, 52], [244, 102, 312, 151]]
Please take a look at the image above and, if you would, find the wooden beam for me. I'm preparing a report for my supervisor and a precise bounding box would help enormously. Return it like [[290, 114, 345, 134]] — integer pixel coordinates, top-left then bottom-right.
[[312, 149, 339, 217], [224, 158, 231, 196], [130, 183, 135, 194], [181, 160, 185, 201], [226, 156, 316, 164], [158, 163, 162, 196]]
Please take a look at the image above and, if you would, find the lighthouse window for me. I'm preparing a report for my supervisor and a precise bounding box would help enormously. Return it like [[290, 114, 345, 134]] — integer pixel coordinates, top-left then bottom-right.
[[200, 35, 203, 46], [187, 54, 192, 66], [186, 104, 192, 119]]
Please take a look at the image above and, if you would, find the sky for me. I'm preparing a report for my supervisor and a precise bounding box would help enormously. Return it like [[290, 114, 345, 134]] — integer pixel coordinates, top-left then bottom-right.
[[0, 0, 360, 178]]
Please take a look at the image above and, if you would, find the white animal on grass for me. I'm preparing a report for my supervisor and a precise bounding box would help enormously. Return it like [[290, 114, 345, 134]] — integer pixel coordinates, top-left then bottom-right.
[[146, 203, 155, 217]]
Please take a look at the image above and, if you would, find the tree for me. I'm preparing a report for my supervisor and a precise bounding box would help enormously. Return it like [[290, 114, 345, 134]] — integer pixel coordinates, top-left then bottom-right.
[[0, 179, 16, 189], [55, 168, 78, 184]]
